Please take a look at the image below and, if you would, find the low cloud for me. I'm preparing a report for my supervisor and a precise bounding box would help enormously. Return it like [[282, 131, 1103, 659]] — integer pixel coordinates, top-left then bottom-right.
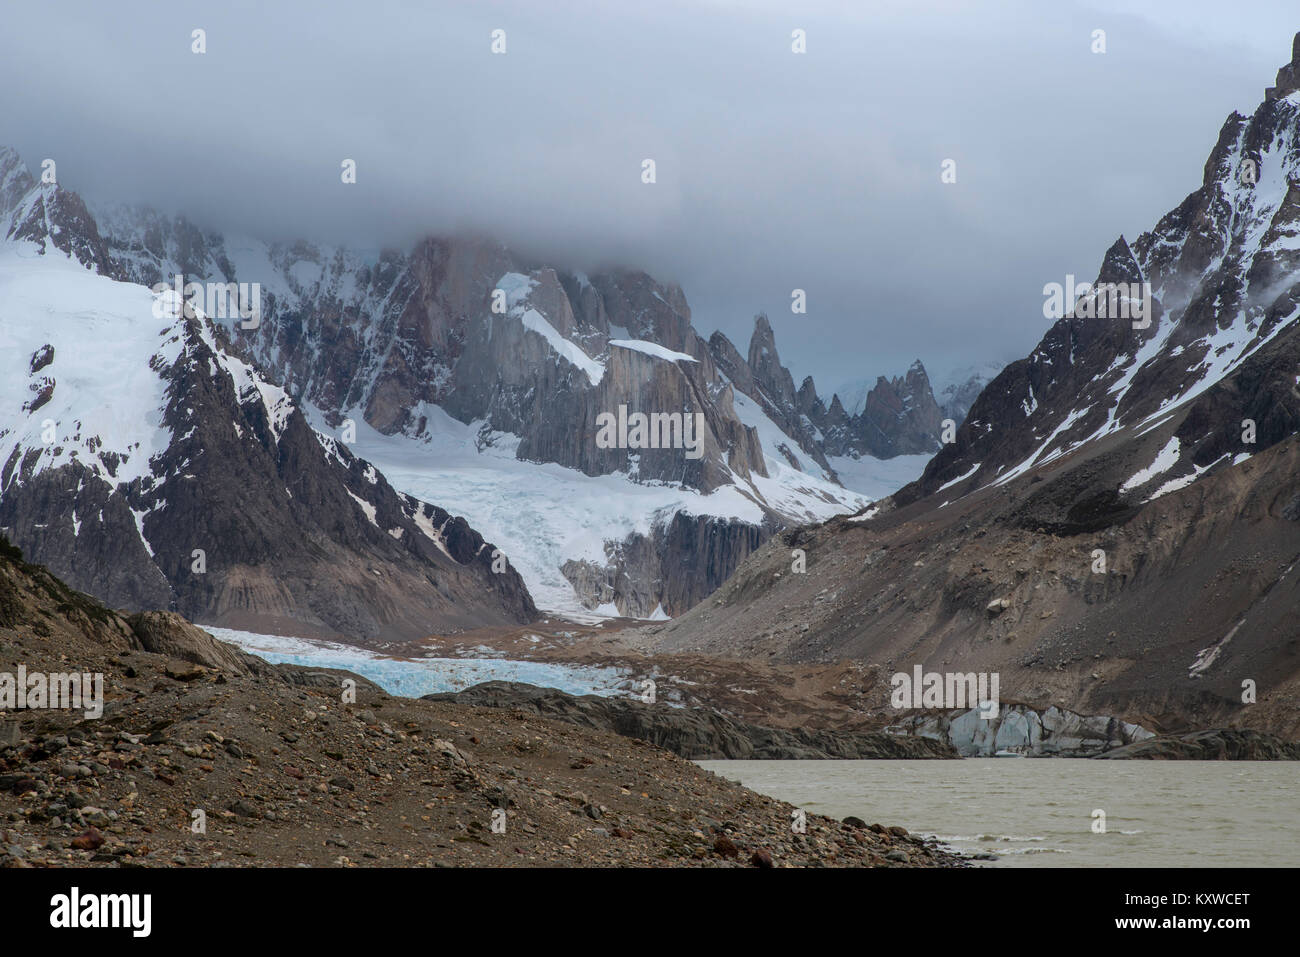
[[0, 0, 1293, 390]]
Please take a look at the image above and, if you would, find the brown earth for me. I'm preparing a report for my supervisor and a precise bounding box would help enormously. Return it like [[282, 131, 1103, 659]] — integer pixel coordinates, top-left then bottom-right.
[[395, 618, 900, 733], [621, 430, 1300, 741], [0, 540, 961, 869]]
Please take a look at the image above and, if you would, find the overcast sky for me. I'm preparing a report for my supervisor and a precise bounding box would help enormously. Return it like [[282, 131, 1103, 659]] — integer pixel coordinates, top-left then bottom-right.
[[2, 1, 1297, 394]]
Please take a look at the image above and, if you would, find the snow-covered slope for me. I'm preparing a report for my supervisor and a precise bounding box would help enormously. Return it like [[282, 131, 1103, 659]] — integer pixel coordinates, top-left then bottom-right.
[[321, 402, 864, 620], [86, 197, 900, 619], [905, 51, 1300, 509], [0, 159, 537, 641], [2, 134, 937, 623]]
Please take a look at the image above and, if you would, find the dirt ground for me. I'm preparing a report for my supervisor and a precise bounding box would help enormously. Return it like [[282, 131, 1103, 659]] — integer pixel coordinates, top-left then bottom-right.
[[0, 578, 962, 868]]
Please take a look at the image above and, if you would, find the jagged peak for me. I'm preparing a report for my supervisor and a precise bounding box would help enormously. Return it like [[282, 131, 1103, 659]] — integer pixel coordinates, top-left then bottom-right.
[[0, 144, 27, 173], [746, 312, 780, 365], [1096, 235, 1143, 286], [1266, 31, 1300, 100], [0, 145, 35, 219]]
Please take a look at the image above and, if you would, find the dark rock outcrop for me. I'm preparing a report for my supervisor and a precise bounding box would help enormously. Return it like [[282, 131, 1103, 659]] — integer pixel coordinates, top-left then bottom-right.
[[810, 360, 946, 460], [901, 40, 1300, 505], [1094, 728, 1300, 760], [561, 512, 773, 617], [424, 681, 959, 760], [126, 610, 273, 677]]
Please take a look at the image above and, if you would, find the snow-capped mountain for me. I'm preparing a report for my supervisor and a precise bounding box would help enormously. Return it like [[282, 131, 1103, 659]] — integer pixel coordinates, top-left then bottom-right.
[[814, 359, 946, 460], [934, 360, 1005, 426], [905, 36, 1300, 507], [76, 194, 933, 619], [0, 150, 535, 641], [632, 33, 1300, 739]]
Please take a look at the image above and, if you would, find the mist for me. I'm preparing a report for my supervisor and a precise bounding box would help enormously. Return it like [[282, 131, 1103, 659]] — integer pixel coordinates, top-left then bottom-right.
[[2, 0, 1296, 392]]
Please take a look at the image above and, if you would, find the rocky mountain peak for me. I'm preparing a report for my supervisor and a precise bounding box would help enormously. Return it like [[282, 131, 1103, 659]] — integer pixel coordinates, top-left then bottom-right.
[[746, 313, 797, 408], [0, 146, 34, 216], [900, 31, 1300, 507], [1, 151, 109, 273], [1266, 31, 1300, 100]]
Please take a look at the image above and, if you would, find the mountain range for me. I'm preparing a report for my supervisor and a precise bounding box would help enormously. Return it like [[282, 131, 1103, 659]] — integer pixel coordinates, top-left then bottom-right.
[[630, 33, 1300, 739], [0, 146, 967, 632]]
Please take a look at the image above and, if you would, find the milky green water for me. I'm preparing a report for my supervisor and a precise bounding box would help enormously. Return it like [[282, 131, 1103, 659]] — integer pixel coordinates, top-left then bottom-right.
[[697, 759, 1300, 867]]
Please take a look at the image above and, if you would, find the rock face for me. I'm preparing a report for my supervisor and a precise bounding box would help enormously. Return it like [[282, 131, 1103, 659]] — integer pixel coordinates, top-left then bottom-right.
[[887, 703, 1155, 757], [1094, 728, 1300, 760], [0, 159, 537, 641], [83, 198, 878, 616], [708, 320, 837, 476], [425, 681, 959, 760], [125, 611, 273, 677], [812, 361, 947, 459], [561, 513, 772, 617], [627, 35, 1300, 743], [901, 38, 1300, 505], [101, 213, 777, 495]]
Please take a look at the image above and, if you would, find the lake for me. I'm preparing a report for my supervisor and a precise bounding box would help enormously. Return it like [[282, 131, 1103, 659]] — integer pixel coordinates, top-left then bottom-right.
[[697, 759, 1299, 867]]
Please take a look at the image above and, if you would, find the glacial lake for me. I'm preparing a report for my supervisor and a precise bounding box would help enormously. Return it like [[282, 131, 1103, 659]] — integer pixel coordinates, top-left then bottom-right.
[[698, 759, 1300, 867]]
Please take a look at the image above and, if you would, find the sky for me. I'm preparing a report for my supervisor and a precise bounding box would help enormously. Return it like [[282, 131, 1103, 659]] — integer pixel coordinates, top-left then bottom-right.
[[2, 0, 1297, 395]]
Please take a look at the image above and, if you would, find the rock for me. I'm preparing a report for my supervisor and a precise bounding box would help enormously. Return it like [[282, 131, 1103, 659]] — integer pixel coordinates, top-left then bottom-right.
[[985, 597, 1011, 616], [130, 611, 272, 676], [164, 661, 206, 682], [808, 358, 944, 459], [70, 827, 105, 850], [885, 849, 910, 863], [842, 816, 868, 829], [8, 778, 38, 797], [230, 800, 263, 819], [712, 836, 739, 858], [1095, 728, 1300, 760], [425, 682, 959, 761], [749, 848, 774, 868]]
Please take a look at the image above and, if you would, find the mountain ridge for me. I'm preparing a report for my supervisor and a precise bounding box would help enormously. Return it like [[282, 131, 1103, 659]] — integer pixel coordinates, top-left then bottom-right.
[[625, 32, 1300, 739]]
